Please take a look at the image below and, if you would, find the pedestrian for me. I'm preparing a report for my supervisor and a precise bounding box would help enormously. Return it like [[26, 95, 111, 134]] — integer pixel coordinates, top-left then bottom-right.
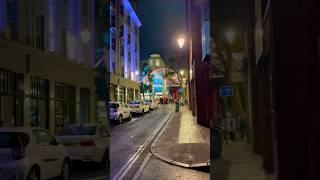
[[230, 113, 236, 141], [240, 113, 247, 140], [223, 112, 232, 144]]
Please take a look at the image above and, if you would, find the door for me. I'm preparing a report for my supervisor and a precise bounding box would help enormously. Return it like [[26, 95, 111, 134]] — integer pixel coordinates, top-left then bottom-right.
[[32, 129, 63, 178]]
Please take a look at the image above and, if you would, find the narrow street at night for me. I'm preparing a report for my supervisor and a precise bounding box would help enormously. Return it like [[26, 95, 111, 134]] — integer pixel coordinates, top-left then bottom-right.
[[110, 105, 173, 179], [110, 104, 210, 180]]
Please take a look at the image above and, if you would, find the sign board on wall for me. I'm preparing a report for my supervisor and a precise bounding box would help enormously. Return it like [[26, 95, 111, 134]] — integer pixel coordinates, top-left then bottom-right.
[[219, 86, 233, 97], [153, 73, 163, 94]]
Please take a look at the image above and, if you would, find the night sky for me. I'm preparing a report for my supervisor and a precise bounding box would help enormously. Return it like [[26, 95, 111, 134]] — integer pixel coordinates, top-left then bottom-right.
[[137, 0, 186, 61]]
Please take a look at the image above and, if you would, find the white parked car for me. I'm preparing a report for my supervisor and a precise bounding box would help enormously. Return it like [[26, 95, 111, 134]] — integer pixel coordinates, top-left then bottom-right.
[[109, 102, 132, 123], [0, 127, 70, 180], [144, 99, 158, 110], [128, 101, 150, 115], [56, 123, 109, 167]]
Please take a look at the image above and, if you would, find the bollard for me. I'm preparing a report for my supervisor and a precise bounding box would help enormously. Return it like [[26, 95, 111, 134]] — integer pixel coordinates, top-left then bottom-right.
[[175, 101, 180, 112]]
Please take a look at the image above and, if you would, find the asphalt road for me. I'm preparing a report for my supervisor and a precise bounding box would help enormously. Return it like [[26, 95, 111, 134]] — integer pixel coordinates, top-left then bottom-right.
[[68, 104, 173, 180], [110, 104, 174, 179]]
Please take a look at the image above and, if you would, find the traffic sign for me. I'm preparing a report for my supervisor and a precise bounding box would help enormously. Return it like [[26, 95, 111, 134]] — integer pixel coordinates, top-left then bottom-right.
[[219, 86, 233, 97]]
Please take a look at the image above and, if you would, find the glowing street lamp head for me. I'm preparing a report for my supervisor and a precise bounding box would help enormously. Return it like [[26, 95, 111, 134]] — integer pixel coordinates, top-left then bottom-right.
[[180, 70, 185, 76], [225, 30, 235, 44], [135, 70, 139, 75], [177, 38, 185, 49]]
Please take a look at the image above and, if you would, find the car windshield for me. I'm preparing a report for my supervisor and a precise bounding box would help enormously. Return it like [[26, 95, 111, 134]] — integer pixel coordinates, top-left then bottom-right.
[[58, 125, 97, 136], [0, 132, 29, 148], [110, 103, 119, 109], [145, 100, 152, 103], [128, 101, 139, 104]]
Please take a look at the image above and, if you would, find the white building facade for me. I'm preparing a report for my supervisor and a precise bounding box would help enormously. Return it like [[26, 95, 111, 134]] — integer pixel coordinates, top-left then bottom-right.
[[109, 0, 141, 103], [0, 0, 96, 134]]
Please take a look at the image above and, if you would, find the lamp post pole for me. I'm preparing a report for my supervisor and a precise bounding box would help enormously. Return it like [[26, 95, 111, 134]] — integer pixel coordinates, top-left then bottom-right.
[[223, 29, 235, 145]]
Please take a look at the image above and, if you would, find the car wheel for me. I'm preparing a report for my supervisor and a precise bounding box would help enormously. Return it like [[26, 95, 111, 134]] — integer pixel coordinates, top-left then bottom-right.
[[59, 159, 70, 180], [27, 166, 40, 180], [118, 115, 123, 124], [141, 110, 144, 115], [128, 113, 132, 120]]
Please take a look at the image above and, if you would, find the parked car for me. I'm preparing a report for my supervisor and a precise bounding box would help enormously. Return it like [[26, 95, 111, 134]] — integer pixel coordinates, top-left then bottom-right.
[[109, 102, 132, 123], [56, 123, 109, 167], [128, 101, 150, 115], [144, 99, 158, 110], [0, 127, 70, 180]]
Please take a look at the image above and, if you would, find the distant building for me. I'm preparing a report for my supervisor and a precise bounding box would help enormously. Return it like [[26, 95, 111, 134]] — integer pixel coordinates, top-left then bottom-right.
[[141, 54, 165, 75], [0, 0, 96, 133], [109, 0, 141, 103]]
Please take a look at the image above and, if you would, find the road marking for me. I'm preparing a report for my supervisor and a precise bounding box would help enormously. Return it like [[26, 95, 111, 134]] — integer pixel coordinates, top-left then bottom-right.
[[178, 112, 205, 144], [112, 112, 174, 180], [111, 117, 142, 131], [132, 153, 152, 180], [132, 111, 176, 180]]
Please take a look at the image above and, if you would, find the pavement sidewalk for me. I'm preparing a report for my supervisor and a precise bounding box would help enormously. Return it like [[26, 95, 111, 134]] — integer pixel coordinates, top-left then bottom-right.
[[211, 140, 276, 180], [151, 106, 210, 168]]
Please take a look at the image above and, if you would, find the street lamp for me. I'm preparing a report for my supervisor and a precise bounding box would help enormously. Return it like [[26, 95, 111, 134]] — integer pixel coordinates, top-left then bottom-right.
[[223, 29, 236, 145], [177, 38, 185, 49], [135, 70, 139, 76], [180, 70, 184, 76]]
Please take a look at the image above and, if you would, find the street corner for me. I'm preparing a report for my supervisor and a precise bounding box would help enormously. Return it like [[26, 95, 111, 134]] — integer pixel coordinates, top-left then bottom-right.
[[147, 105, 210, 169], [135, 156, 210, 180]]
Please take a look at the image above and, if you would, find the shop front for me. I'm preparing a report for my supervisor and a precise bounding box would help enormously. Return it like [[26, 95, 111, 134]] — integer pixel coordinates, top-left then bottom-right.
[[0, 69, 23, 127]]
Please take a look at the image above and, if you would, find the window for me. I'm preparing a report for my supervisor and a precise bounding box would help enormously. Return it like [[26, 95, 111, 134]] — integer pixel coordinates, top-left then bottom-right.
[[80, 88, 90, 123], [109, 84, 117, 101], [112, 36, 116, 51], [127, 15, 131, 26], [81, 0, 88, 17], [58, 125, 97, 136], [60, 28, 67, 57], [128, 34, 131, 45], [6, 0, 14, 25], [0, 132, 29, 148], [33, 130, 56, 145], [135, 39, 138, 52], [121, 66, 124, 77], [112, 62, 116, 74], [261, 0, 269, 18], [111, 15, 116, 27], [6, 0, 17, 40], [35, 14, 45, 50], [120, 4, 124, 16], [120, 43, 124, 57], [111, 0, 116, 6], [120, 25, 124, 37], [30, 77, 49, 129], [55, 82, 76, 133]]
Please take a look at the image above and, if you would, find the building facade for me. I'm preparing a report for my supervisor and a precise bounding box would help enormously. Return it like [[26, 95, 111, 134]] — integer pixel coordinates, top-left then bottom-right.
[[186, 0, 212, 127], [248, 0, 320, 179], [109, 0, 141, 103], [141, 54, 165, 74], [0, 0, 96, 134]]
